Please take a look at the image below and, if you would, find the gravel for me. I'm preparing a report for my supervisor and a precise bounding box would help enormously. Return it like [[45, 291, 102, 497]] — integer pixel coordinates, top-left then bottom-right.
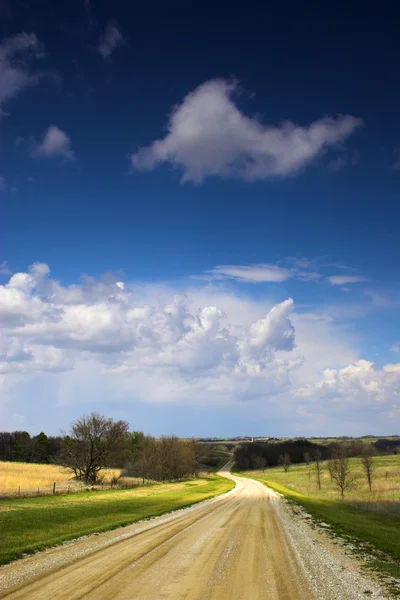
[[267, 485, 393, 600]]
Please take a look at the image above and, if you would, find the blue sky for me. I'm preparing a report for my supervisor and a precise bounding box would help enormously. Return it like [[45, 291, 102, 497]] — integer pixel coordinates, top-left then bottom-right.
[[0, 1, 399, 437]]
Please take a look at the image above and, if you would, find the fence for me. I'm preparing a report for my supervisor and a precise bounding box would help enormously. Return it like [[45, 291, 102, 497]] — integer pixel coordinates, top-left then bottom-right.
[[0, 477, 147, 499]]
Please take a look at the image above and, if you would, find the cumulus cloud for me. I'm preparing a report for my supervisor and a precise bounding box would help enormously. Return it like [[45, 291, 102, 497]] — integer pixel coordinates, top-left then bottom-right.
[[98, 24, 125, 59], [0, 263, 296, 380], [327, 275, 367, 285], [391, 343, 400, 353], [33, 125, 75, 160], [1, 263, 398, 434], [294, 360, 400, 407], [131, 79, 363, 183], [0, 32, 44, 113]]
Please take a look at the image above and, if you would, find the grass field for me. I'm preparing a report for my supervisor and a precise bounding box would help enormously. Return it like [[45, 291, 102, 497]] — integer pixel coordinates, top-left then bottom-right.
[[0, 473, 234, 565], [239, 455, 400, 582], [0, 462, 126, 495]]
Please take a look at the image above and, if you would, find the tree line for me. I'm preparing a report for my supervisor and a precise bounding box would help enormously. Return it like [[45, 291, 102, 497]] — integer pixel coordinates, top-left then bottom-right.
[[0, 431, 62, 463], [234, 439, 331, 470], [0, 413, 207, 485]]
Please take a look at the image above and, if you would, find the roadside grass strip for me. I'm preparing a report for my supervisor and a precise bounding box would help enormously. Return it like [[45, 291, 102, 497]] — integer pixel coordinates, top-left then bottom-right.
[[0, 474, 234, 565]]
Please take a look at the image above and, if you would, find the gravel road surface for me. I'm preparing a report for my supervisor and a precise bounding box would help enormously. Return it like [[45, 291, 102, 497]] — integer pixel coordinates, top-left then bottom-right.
[[0, 463, 388, 599]]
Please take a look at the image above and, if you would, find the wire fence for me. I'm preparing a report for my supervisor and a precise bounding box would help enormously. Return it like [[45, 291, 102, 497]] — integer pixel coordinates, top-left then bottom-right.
[[0, 477, 148, 499]]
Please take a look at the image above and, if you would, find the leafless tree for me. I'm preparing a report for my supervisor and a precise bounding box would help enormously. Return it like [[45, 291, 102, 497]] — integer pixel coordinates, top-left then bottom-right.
[[253, 456, 267, 472], [304, 451, 311, 481], [278, 453, 291, 472], [314, 449, 323, 489], [127, 435, 200, 482], [328, 445, 356, 499], [360, 445, 375, 492], [60, 413, 129, 484]]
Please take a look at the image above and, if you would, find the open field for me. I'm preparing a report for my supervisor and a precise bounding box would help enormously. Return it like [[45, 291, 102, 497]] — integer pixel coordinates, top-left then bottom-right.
[[0, 473, 234, 566], [238, 455, 400, 581], [0, 462, 124, 496]]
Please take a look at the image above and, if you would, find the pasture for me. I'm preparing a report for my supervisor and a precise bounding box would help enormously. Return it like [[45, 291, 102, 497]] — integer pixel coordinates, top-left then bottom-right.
[[240, 455, 400, 580], [0, 462, 123, 496]]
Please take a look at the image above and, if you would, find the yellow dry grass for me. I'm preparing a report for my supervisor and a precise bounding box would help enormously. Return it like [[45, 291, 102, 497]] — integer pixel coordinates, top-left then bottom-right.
[[0, 462, 122, 494]]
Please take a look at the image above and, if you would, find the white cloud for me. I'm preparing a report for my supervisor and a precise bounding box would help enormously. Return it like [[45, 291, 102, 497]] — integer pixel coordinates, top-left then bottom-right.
[[1, 263, 397, 434], [0, 32, 44, 113], [205, 264, 291, 283], [98, 24, 125, 59], [0, 263, 296, 379], [131, 79, 363, 183], [294, 359, 400, 408], [201, 260, 321, 284], [391, 343, 400, 353], [34, 125, 75, 160], [327, 274, 367, 285]]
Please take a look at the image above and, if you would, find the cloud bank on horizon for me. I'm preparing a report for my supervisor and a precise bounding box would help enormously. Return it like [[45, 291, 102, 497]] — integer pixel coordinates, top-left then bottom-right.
[[0, 262, 398, 435]]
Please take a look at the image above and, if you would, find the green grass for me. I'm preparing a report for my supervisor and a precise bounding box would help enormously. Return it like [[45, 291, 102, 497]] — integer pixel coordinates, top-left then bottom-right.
[[0, 474, 234, 566], [238, 455, 400, 586]]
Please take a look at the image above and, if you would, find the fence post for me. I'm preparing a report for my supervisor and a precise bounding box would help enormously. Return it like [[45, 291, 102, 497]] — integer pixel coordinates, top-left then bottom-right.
[[18, 486, 20, 497], [37, 487, 40, 496], [68, 485, 70, 494], [53, 482, 56, 495]]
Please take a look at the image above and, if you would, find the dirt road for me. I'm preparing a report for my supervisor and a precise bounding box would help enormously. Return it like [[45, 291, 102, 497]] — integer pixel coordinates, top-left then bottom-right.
[[1, 463, 314, 599], [0, 464, 386, 600]]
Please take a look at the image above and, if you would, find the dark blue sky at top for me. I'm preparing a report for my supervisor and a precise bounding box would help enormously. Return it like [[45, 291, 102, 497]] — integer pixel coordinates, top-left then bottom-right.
[[0, 0, 399, 294]]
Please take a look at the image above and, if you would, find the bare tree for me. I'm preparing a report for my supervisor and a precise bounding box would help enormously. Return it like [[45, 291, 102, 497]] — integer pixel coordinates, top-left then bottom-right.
[[327, 455, 334, 481], [314, 449, 323, 489], [60, 413, 129, 484], [278, 453, 291, 472], [360, 445, 375, 492], [328, 445, 356, 499], [304, 451, 311, 481], [127, 435, 200, 483], [253, 456, 267, 472], [132, 435, 159, 483]]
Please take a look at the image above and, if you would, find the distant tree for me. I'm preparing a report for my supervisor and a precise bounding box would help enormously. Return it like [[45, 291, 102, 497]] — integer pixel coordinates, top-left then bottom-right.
[[313, 449, 323, 489], [31, 432, 51, 463], [127, 431, 145, 464], [60, 413, 129, 484], [127, 435, 200, 483], [13, 431, 32, 462], [253, 456, 267, 472], [132, 435, 160, 483], [328, 445, 356, 499], [360, 445, 375, 492], [304, 451, 311, 481], [278, 453, 291, 472]]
